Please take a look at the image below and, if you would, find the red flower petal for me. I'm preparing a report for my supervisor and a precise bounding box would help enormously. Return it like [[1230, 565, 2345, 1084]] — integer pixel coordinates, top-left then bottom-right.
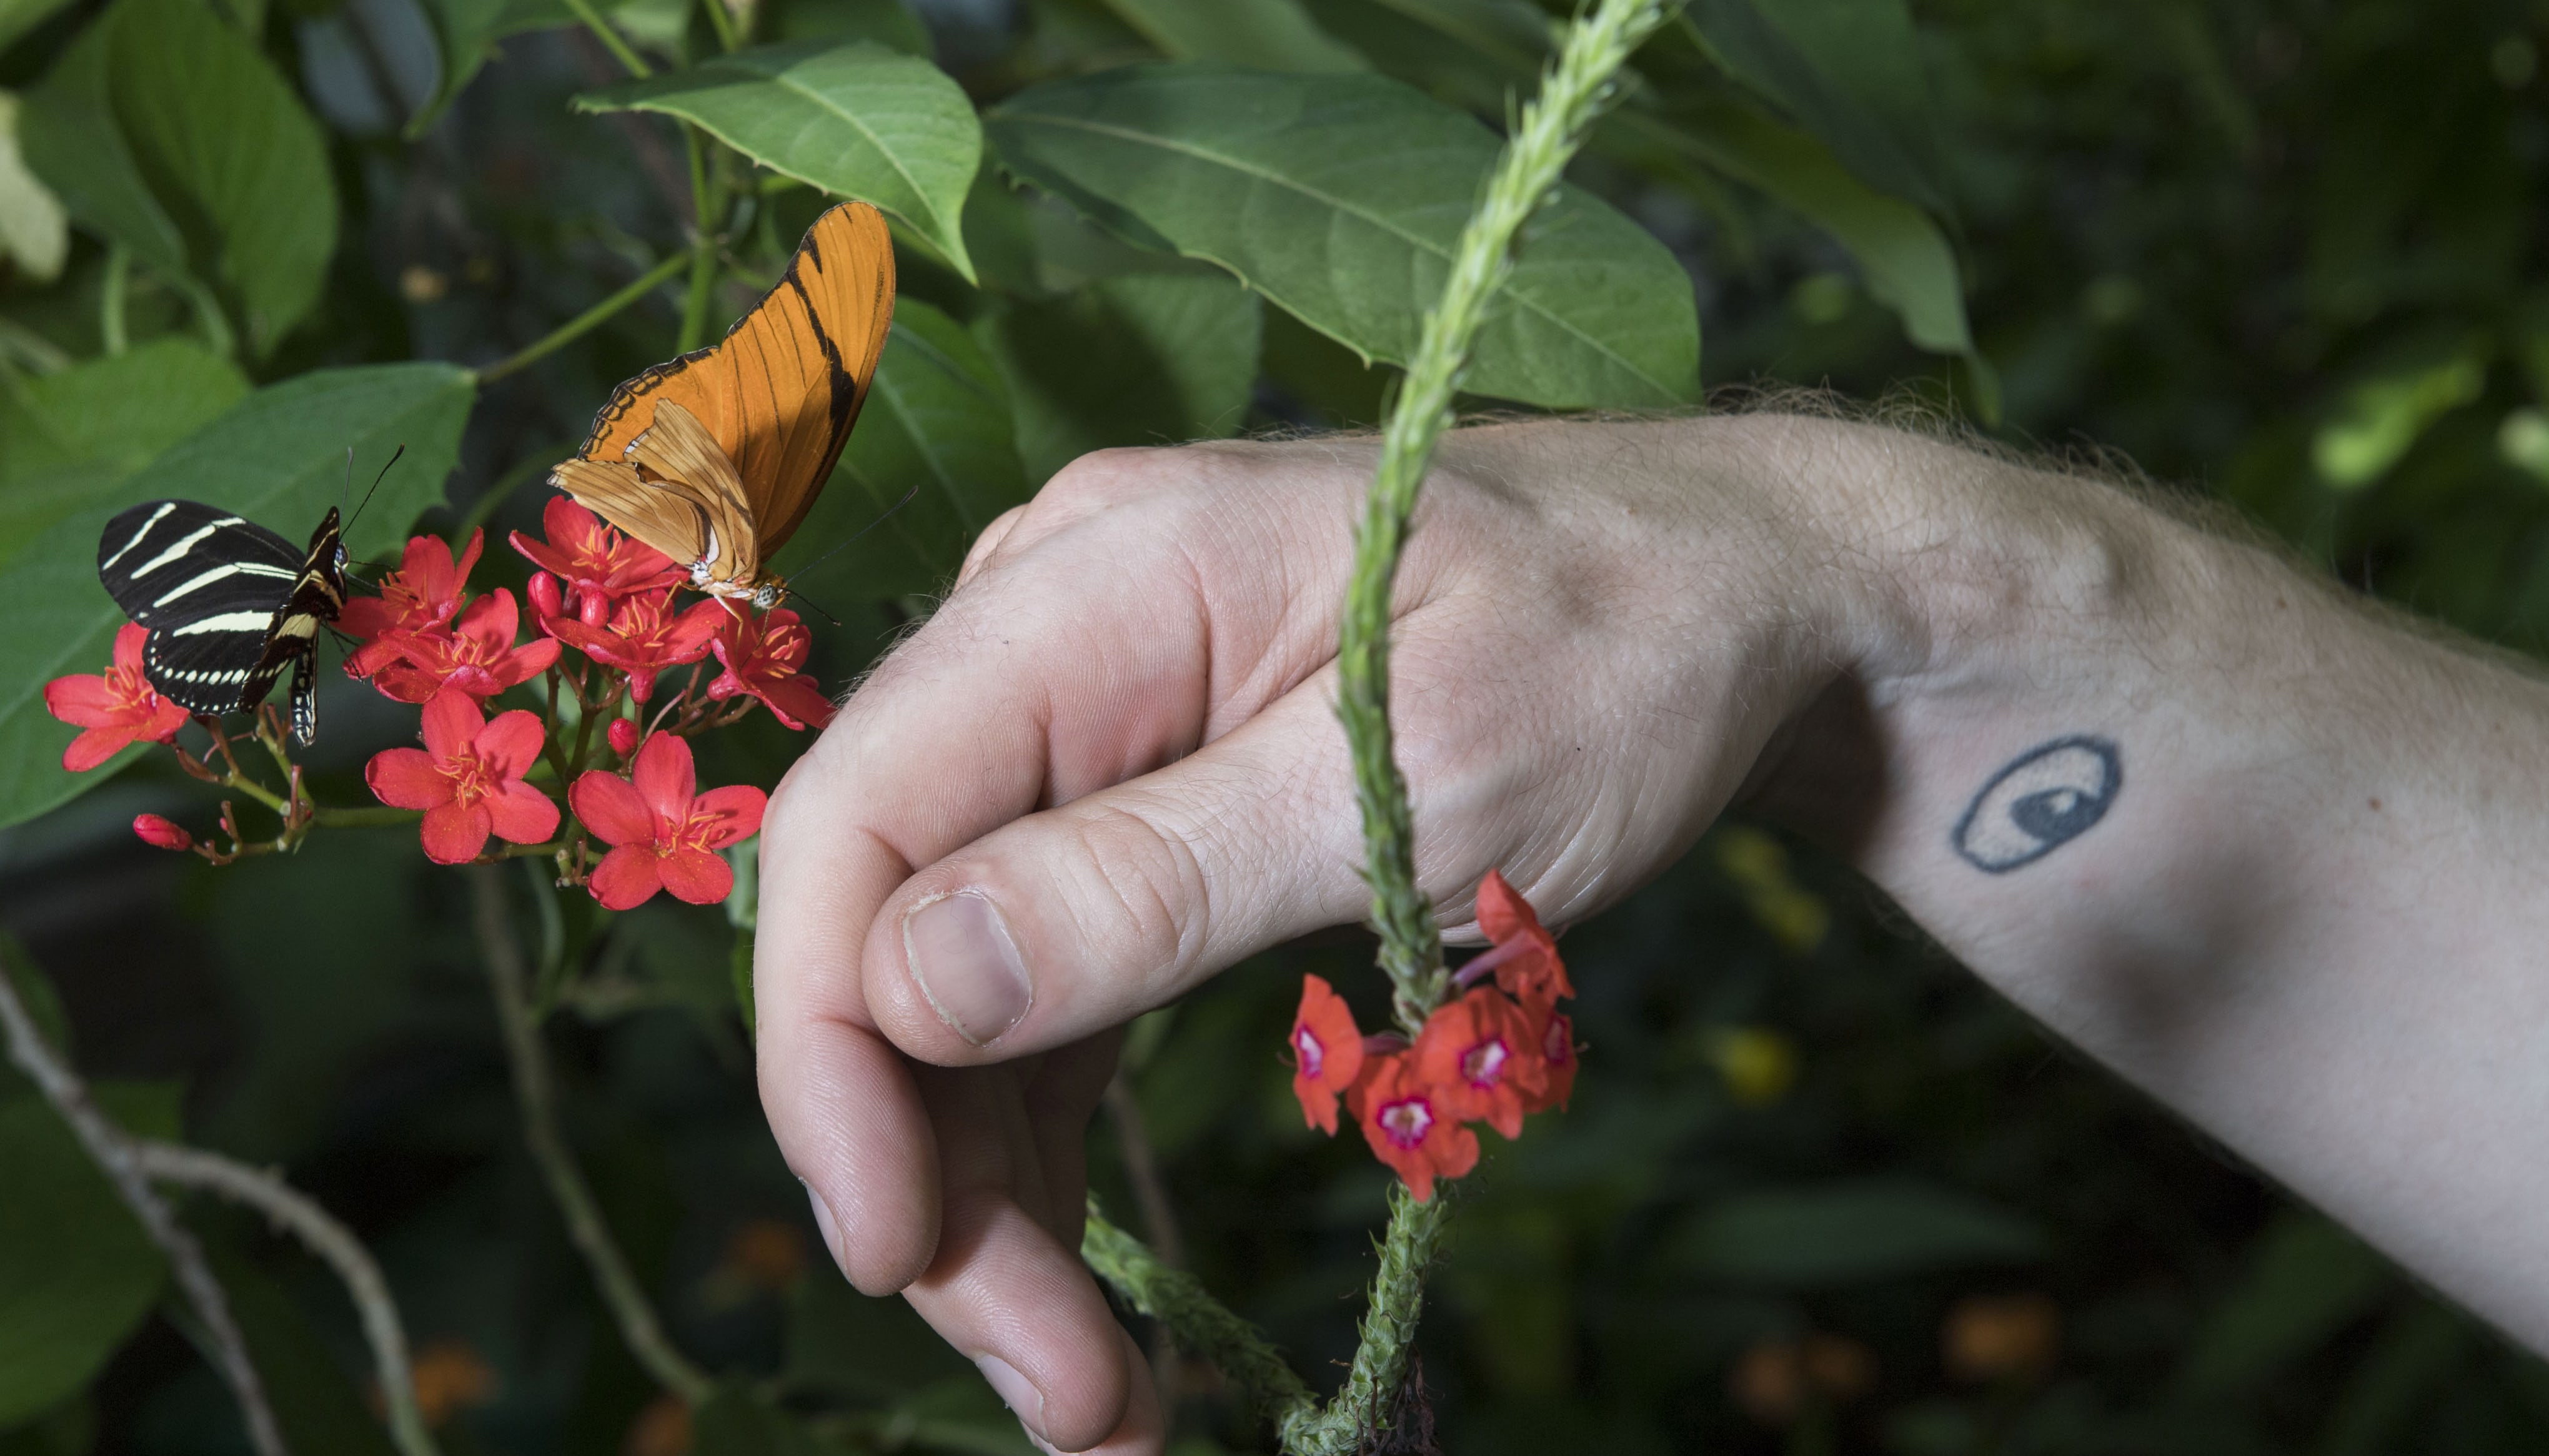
[[111, 623, 149, 671], [132, 813, 192, 851], [42, 674, 120, 726], [420, 799, 493, 864], [587, 844, 664, 910], [569, 770, 654, 847], [476, 708, 549, 776], [418, 688, 483, 758], [630, 732, 696, 822], [62, 726, 131, 773], [688, 784, 766, 848], [366, 747, 453, 810], [484, 780, 560, 846], [658, 846, 734, 904]]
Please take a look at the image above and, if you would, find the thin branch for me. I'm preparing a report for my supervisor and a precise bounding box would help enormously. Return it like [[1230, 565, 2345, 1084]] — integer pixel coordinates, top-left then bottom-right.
[[0, 964, 288, 1456], [477, 250, 692, 384], [131, 1142, 440, 1456], [556, 0, 651, 78], [466, 867, 715, 1405], [1082, 1202, 1311, 1429]]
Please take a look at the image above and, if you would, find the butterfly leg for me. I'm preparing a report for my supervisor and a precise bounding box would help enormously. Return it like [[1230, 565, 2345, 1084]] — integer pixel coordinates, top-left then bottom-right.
[[289, 651, 317, 745]]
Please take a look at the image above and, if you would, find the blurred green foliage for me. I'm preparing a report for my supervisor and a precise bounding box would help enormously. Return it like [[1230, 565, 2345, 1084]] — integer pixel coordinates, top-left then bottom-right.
[[3, 0, 2548, 1453]]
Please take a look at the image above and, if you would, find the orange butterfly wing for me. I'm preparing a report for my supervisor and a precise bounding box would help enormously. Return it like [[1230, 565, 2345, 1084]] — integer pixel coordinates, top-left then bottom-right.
[[578, 201, 896, 568]]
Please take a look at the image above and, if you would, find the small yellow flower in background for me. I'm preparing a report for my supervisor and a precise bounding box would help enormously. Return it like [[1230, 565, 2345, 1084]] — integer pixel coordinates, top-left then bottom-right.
[[623, 1393, 693, 1456], [399, 265, 449, 304], [1729, 1332, 1876, 1427], [1714, 826, 1829, 955], [1707, 1026, 1799, 1106], [697, 1216, 808, 1310], [1942, 1291, 2061, 1383], [407, 1338, 497, 1426]]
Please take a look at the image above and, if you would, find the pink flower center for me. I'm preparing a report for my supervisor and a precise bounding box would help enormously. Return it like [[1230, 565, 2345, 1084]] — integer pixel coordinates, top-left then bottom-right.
[[439, 746, 505, 807], [1293, 1024, 1324, 1079], [1459, 1037, 1511, 1088], [1378, 1094, 1435, 1149]]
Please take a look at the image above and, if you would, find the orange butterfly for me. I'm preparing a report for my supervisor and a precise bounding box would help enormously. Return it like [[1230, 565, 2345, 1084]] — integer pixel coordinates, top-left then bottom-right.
[[549, 201, 896, 610]]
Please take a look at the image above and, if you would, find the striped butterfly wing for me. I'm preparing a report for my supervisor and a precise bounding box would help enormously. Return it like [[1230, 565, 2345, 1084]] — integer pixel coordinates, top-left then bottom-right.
[[576, 201, 895, 570], [97, 500, 345, 738]]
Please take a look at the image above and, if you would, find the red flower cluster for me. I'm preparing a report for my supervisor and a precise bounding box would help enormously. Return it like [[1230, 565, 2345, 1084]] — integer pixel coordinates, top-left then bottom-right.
[[45, 492, 827, 898], [1289, 871, 1579, 1201]]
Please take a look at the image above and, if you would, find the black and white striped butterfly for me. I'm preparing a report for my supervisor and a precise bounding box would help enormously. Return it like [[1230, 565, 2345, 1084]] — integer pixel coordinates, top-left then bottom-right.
[[95, 500, 349, 745]]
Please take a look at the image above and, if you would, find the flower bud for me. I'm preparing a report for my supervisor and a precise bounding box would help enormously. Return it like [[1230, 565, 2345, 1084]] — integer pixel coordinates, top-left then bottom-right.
[[132, 813, 193, 851], [607, 718, 640, 758], [527, 572, 564, 626]]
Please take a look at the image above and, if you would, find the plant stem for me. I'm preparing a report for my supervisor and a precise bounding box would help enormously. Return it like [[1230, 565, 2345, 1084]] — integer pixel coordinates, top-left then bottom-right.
[[1335, 0, 1679, 1038], [678, 129, 722, 354], [467, 868, 714, 1405], [0, 963, 289, 1456], [1280, 1186, 1447, 1456], [131, 1141, 439, 1456], [1081, 1202, 1312, 1427], [560, 0, 652, 77], [477, 250, 692, 384], [696, 0, 740, 54], [101, 244, 131, 356]]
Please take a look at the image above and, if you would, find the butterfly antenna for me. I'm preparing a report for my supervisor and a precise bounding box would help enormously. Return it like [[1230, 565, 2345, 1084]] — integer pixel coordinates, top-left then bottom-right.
[[786, 591, 843, 627], [779, 480, 922, 594], [345, 444, 407, 532], [339, 447, 355, 511]]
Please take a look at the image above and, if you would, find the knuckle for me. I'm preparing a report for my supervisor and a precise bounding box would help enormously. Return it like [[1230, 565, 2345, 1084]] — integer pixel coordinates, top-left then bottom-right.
[[1059, 796, 1213, 985]]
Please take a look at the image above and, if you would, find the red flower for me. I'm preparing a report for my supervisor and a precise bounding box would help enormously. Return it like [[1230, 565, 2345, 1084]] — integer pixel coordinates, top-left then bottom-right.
[[511, 496, 682, 623], [707, 608, 835, 730], [607, 718, 640, 758], [340, 531, 481, 660], [569, 732, 764, 910], [365, 590, 561, 704], [1413, 987, 1549, 1140], [1289, 975, 1366, 1136], [1526, 1006, 1577, 1114], [44, 624, 192, 771], [364, 688, 559, 864], [545, 590, 722, 703], [1462, 869, 1574, 1006], [1346, 1052, 1478, 1203], [133, 814, 193, 851]]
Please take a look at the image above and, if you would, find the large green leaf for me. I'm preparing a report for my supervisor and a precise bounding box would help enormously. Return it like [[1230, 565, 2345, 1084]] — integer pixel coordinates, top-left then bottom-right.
[[1678, 0, 1950, 219], [1666, 1179, 2047, 1288], [0, 1084, 181, 1425], [0, 340, 249, 566], [976, 270, 1263, 484], [20, 0, 337, 357], [2174, 1213, 2392, 1400], [0, 364, 475, 831], [578, 41, 982, 282], [772, 297, 1030, 604], [986, 65, 1699, 410], [15, 19, 189, 289], [1098, 0, 1367, 72]]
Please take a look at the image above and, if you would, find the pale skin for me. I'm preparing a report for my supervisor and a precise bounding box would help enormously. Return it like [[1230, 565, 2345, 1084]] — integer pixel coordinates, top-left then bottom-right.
[[754, 413, 2549, 1454]]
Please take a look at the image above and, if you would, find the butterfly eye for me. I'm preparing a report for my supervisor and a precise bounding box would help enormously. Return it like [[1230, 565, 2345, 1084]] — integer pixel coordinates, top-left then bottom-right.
[[335, 545, 349, 568]]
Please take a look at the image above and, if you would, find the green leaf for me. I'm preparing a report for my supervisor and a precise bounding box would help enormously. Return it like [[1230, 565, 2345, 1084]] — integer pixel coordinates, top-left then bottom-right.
[[987, 64, 1699, 410], [0, 0, 77, 53], [2174, 1212, 2392, 1400], [976, 271, 1263, 484], [772, 297, 1030, 603], [1636, 100, 1970, 357], [1678, 0, 1950, 218], [21, 0, 337, 356], [577, 41, 983, 283], [0, 340, 250, 565], [1097, 0, 1368, 72], [208, 1252, 399, 1456], [15, 18, 189, 288], [409, 0, 626, 137], [1666, 1179, 2047, 1288], [0, 1086, 179, 1425], [110, 0, 337, 354], [0, 363, 475, 832]]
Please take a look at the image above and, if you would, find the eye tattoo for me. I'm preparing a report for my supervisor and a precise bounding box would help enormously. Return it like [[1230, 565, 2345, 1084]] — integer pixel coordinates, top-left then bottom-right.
[[1952, 735, 2122, 874]]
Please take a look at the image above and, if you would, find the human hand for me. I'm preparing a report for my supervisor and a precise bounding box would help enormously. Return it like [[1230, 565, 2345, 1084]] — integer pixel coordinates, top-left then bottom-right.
[[754, 415, 1882, 1452]]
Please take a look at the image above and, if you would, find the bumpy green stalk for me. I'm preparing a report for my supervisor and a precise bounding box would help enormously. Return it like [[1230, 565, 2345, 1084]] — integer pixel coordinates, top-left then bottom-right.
[[1339, 0, 1682, 1039], [1086, 5, 1680, 1451]]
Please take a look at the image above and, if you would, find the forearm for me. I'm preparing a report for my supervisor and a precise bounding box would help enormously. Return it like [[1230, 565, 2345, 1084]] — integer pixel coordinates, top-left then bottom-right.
[[1755, 418, 2549, 1345]]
